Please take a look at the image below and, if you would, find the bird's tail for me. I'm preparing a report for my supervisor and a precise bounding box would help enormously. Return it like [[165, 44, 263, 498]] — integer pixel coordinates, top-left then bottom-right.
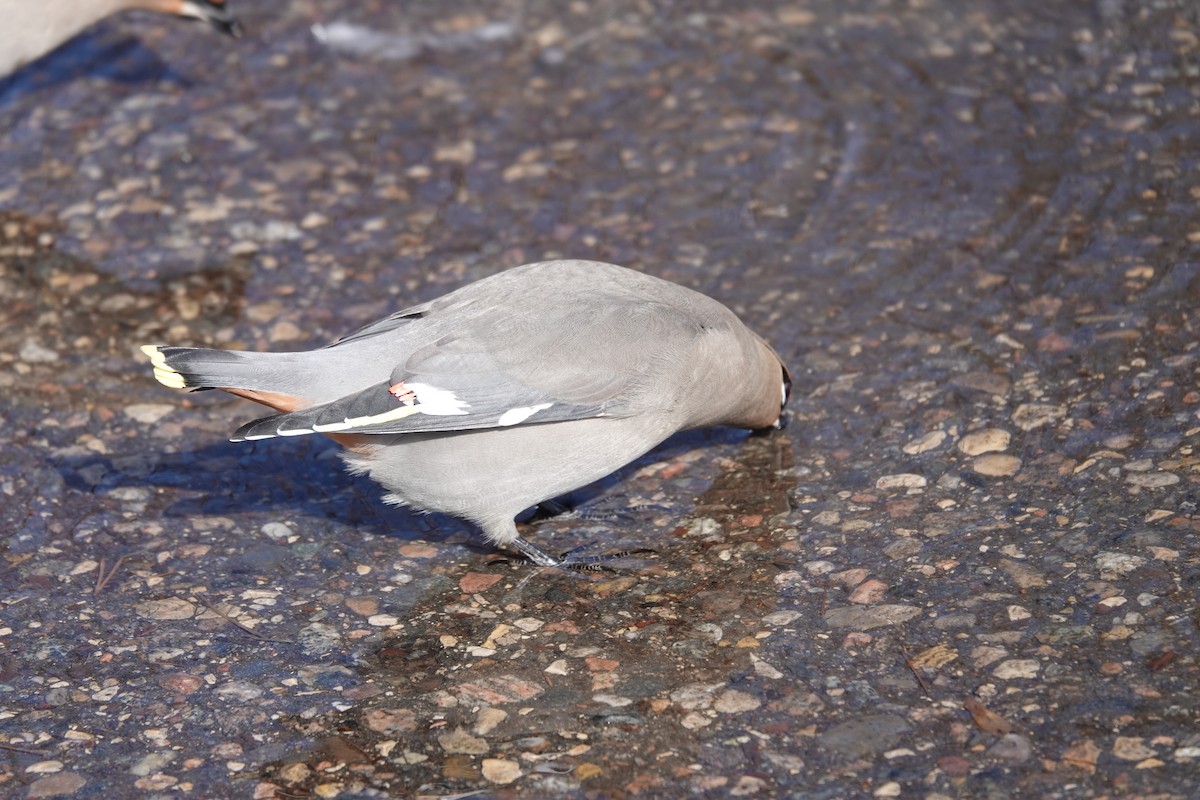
[[140, 344, 286, 391]]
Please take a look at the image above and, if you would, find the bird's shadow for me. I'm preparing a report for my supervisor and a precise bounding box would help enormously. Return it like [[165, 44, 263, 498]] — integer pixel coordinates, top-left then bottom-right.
[[52, 427, 754, 547], [0, 30, 195, 103]]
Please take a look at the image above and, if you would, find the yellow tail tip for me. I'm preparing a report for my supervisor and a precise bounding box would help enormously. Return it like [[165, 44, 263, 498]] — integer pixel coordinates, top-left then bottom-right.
[[140, 344, 166, 363], [140, 345, 186, 388], [153, 367, 187, 389]]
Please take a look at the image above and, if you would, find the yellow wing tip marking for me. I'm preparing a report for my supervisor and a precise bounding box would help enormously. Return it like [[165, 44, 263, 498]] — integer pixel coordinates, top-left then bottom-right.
[[141, 345, 187, 389]]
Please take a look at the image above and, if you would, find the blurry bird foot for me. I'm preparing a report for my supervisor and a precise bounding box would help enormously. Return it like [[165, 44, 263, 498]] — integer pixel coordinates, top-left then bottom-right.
[[555, 542, 657, 573], [502, 536, 655, 572]]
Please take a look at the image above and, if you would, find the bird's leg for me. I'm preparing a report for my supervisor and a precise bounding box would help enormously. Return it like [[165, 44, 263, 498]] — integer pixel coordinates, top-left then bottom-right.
[[508, 535, 562, 567]]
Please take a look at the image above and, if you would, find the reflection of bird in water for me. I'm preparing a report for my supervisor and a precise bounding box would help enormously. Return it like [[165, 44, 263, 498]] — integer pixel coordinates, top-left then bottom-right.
[[0, 0, 240, 79], [141, 260, 792, 567]]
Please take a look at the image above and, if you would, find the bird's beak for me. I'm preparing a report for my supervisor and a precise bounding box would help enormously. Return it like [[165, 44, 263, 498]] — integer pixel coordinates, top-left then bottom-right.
[[180, 0, 243, 37]]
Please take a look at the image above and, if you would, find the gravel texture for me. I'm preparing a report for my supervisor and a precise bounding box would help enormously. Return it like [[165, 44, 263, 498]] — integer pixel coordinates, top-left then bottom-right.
[[1, 0, 1198, 797]]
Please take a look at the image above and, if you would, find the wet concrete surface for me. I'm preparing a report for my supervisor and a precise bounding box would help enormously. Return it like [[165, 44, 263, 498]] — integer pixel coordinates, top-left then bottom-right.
[[1, 0, 1199, 797]]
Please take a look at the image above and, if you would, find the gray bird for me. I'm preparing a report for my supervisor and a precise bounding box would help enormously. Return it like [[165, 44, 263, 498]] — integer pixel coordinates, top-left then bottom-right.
[[0, 0, 240, 79], [141, 260, 791, 566]]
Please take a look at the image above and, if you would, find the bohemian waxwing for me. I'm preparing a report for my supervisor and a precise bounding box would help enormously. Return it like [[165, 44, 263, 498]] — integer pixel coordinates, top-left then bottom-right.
[[0, 0, 240, 78], [141, 260, 791, 566]]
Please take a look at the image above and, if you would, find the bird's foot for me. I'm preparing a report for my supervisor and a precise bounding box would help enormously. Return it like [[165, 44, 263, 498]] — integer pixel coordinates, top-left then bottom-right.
[[503, 536, 654, 572]]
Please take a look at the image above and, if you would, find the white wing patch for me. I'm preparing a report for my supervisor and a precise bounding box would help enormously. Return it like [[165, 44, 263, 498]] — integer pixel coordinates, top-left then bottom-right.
[[276, 426, 315, 437], [311, 404, 422, 433], [255, 384, 471, 439], [406, 383, 469, 415], [497, 402, 553, 426]]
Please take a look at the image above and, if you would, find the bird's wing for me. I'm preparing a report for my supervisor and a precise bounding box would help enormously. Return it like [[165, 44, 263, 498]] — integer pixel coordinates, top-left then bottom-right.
[[230, 301, 692, 442]]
